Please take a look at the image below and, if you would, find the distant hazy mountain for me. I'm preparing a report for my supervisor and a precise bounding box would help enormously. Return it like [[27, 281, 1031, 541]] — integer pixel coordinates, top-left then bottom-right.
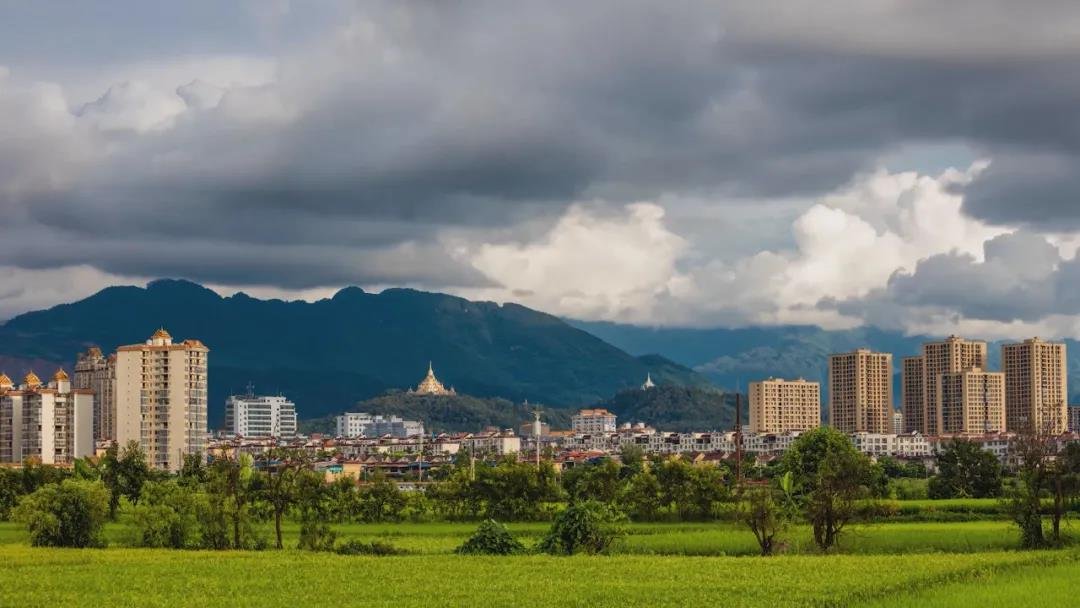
[[0, 280, 710, 425], [571, 321, 1080, 404]]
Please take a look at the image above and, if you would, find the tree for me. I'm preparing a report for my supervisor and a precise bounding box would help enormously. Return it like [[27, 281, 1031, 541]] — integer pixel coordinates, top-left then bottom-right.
[[204, 453, 262, 549], [0, 468, 21, 520], [928, 439, 1003, 499], [357, 471, 406, 523], [538, 501, 626, 555], [100, 441, 153, 518], [781, 427, 874, 552], [294, 469, 337, 551], [129, 480, 202, 548], [741, 472, 797, 556], [14, 479, 109, 548], [260, 449, 307, 549], [618, 444, 646, 471], [562, 458, 623, 504], [619, 468, 663, 521]]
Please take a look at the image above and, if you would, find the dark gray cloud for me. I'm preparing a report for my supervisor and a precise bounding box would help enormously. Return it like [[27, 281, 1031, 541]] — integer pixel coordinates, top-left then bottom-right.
[[5, 1, 1080, 308]]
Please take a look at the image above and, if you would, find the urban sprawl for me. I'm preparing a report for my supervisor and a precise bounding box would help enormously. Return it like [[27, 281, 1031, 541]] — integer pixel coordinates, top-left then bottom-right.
[[2, 330, 1079, 476]]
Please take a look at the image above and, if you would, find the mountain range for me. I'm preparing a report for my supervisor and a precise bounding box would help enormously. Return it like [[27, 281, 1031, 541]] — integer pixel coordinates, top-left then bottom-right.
[[572, 321, 1080, 405], [0, 280, 708, 425]]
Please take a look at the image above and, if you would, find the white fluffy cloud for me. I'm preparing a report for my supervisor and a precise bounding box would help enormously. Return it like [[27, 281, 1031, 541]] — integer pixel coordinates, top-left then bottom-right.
[[457, 203, 689, 323], [442, 158, 1080, 340]]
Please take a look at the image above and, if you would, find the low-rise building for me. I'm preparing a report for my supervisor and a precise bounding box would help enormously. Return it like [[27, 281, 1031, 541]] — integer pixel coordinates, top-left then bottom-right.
[[335, 412, 423, 438], [571, 408, 617, 434]]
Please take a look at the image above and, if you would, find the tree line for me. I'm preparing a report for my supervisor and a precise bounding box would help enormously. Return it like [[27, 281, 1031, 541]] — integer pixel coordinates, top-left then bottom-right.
[[3, 427, 1079, 554]]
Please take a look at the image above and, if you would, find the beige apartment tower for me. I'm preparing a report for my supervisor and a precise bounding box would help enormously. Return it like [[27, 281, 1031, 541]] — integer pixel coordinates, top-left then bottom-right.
[[74, 346, 116, 442], [0, 370, 94, 464], [749, 377, 821, 433], [1002, 338, 1068, 435], [115, 329, 209, 471], [829, 349, 893, 433], [902, 336, 988, 435], [938, 368, 1006, 434]]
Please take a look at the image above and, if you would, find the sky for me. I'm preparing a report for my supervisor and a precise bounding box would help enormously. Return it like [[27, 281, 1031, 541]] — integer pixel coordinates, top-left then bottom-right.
[[4, 1, 1080, 338]]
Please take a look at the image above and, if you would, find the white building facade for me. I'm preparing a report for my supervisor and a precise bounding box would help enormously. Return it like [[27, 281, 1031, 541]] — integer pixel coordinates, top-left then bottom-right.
[[224, 394, 298, 438], [0, 370, 93, 464]]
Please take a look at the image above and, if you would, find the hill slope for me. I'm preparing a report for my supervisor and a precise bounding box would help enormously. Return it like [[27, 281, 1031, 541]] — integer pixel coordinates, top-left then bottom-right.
[[0, 280, 710, 424]]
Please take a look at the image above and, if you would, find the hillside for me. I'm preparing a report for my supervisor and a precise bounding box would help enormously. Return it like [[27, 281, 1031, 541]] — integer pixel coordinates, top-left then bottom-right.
[[0, 280, 711, 425], [600, 385, 743, 432], [301, 392, 575, 435]]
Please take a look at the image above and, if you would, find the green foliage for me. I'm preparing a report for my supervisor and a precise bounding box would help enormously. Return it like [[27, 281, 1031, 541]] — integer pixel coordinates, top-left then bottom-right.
[[600, 385, 738, 432], [562, 458, 623, 504], [356, 472, 407, 522], [128, 480, 202, 549], [741, 472, 798, 556], [334, 539, 405, 555], [655, 457, 730, 520], [202, 454, 264, 550], [294, 469, 337, 551], [455, 519, 526, 555], [13, 479, 109, 548], [539, 501, 627, 555], [619, 468, 663, 520], [100, 442, 154, 519], [781, 427, 875, 552], [929, 440, 1003, 499]]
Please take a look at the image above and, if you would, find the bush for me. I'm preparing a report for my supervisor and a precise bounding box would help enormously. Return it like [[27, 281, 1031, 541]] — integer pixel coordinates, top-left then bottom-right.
[[538, 501, 626, 555], [298, 521, 338, 552], [14, 479, 109, 548], [335, 539, 405, 555], [456, 519, 526, 555], [128, 480, 202, 548]]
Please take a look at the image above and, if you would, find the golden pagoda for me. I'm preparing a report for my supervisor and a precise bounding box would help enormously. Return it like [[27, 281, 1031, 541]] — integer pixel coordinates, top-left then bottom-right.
[[0, 372, 12, 390], [408, 362, 456, 396], [53, 368, 70, 381]]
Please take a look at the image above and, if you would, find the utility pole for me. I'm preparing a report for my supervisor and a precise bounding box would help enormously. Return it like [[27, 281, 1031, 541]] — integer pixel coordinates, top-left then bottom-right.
[[734, 391, 743, 490]]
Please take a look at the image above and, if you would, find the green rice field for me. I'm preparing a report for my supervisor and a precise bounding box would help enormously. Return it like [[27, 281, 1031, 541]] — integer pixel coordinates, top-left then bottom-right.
[[0, 518, 1076, 607]]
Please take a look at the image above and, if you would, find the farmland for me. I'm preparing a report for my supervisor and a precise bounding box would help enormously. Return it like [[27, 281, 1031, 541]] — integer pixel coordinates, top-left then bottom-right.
[[1, 518, 1077, 607], [0, 544, 1074, 608]]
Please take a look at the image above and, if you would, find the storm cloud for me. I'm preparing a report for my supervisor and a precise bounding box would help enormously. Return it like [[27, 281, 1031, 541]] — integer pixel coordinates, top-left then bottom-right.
[[4, 1, 1080, 333]]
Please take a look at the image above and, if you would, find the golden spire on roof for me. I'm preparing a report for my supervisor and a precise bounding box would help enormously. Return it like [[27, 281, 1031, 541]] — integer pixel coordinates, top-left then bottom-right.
[[23, 371, 41, 387], [152, 327, 172, 340], [52, 368, 69, 381], [409, 362, 456, 396], [0, 372, 12, 388]]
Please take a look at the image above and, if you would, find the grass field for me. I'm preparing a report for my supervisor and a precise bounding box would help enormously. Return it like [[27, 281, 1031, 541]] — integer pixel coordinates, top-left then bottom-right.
[[1, 516, 1076, 607], [0, 545, 1072, 608], [0, 519, 1036, 555]]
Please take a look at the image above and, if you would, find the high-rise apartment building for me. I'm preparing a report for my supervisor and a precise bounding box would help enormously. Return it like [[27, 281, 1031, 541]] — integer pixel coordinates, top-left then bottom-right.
[[902, 336, 987, 435], [0, 370, 93, 464], [224, 392, 297, 438], [828, 349, 893, 433], [115, 329, 209, 471], [938, 367, 1006, 434], [1002, 338, 1067, 434], [748, 377, 821, 433], [74, 346, 116, 442]]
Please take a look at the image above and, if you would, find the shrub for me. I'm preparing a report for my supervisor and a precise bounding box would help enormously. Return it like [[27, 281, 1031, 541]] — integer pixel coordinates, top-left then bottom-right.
[[538, 501, 626, 555], [335, 539, 405, 555], [456, 519, 526, 555], [128, 480, 202, 548], [298, 521, 338, 552], [14, 479, 109, 548]]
